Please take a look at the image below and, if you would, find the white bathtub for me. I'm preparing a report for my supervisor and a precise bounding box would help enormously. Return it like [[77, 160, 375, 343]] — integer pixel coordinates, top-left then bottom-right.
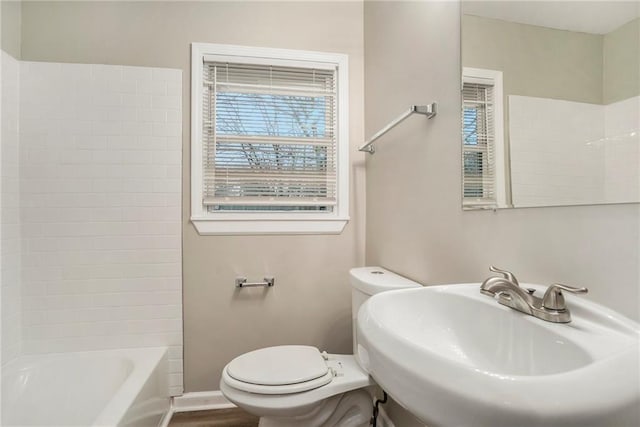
[[1, 347, 171, 426]]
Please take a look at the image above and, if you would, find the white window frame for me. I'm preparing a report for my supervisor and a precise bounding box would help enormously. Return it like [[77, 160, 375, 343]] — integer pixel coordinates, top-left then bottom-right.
[[191, 43, 350, 235], [462, 67, 507, 209]]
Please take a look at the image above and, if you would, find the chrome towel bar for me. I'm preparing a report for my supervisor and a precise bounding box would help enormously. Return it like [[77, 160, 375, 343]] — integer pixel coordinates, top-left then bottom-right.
[[359, 103, 437, 154], [235, 277, 275, 288]]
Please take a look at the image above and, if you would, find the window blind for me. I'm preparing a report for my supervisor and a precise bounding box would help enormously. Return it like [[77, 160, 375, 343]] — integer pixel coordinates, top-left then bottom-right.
[[202, 61, 338, 211], [462, 81, 496, 206]]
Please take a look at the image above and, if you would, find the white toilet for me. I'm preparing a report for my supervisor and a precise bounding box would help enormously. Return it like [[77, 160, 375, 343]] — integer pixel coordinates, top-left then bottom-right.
[[220, 267, 422, 427]]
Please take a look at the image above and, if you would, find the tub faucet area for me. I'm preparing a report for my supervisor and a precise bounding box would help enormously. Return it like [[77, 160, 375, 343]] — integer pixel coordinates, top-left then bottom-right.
[[480, 266, 588, 323]]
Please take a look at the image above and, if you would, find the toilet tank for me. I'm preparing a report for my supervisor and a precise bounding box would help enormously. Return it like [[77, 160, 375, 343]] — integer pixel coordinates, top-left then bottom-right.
[[350, 267, 422, 355]]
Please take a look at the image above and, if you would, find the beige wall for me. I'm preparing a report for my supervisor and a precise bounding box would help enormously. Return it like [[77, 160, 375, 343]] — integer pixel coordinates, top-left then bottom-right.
[[604, 18, 640, 104], [364, 0, 639, 324], [20, 1, 365, 392], [462, 14, 603, 105], [462, 14, 640, 106], [1, 0, 21, 58]]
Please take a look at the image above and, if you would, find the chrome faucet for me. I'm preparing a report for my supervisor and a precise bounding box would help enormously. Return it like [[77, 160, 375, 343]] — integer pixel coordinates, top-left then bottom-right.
[[480, 266, 535, 314], [480, 266, 588, 323]]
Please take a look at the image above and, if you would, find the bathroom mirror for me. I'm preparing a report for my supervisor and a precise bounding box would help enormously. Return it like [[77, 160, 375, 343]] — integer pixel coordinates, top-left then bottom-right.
[[461, 1, 640, 209]]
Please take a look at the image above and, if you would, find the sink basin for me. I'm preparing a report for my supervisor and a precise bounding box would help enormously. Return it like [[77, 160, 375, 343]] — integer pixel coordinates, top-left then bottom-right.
[[357, 284, 640, 427]]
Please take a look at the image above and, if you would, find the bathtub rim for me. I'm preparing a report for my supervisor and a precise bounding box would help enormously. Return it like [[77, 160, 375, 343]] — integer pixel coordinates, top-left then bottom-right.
[[2, 346, 170, 427], [93, 346, 169, 426]]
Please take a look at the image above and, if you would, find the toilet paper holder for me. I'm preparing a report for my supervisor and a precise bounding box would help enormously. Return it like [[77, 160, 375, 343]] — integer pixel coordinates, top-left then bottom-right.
[[235, 277, 275, 288]]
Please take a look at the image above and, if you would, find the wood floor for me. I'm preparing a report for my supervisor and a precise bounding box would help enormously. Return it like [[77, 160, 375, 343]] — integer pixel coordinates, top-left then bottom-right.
[[169, 408, 260, 427]]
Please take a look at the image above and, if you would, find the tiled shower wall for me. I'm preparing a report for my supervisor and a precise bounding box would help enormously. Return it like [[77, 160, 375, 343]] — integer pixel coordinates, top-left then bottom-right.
[[603, 96, 640, 202], [1, 51, 22, 367], [509, 95, 603, 207], [14, 60, 183, 395], [509, 95, 640, 207]]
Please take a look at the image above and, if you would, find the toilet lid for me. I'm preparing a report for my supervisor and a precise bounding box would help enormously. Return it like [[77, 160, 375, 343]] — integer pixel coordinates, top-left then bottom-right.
[[226, 345, 330, 386]]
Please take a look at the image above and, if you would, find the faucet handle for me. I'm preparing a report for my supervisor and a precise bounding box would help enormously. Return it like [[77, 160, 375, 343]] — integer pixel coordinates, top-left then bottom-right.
[[542, 283, 588, 311], [489, 266, 519, 286]]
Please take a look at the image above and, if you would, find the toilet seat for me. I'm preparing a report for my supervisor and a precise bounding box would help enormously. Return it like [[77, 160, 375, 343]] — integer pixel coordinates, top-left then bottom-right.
[[223, 345, 335, 395], [221, 353, 374, 417]]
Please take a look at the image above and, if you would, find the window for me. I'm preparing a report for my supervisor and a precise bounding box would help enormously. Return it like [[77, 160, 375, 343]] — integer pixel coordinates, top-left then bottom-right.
[[462, 67, 506, 209], [191, 44, 349, 235]]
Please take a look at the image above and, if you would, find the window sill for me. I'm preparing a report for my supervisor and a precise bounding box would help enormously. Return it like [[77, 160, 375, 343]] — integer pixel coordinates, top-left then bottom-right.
[[191, 217, 349, 236]]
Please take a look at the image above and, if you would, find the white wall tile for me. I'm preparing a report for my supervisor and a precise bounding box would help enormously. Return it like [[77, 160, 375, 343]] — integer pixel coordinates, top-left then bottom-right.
[[509, 96, 605, 206], [18, 60, 183, 394], [122, 66, 153, 82], [510, 95, 639, 207], [1, 51, 22, 366], [152, 95, 181, 110], [138, 109, 167, 123], [122, 93, 152, 108], [603, 96, 640, 202]]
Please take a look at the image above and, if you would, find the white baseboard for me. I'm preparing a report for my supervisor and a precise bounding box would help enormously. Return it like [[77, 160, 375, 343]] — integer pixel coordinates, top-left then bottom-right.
[[172, 390, 236, 413]]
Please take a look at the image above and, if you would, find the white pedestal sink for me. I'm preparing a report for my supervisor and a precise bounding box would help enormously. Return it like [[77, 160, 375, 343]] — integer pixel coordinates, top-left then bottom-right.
[[356, 284, 640, 427]]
